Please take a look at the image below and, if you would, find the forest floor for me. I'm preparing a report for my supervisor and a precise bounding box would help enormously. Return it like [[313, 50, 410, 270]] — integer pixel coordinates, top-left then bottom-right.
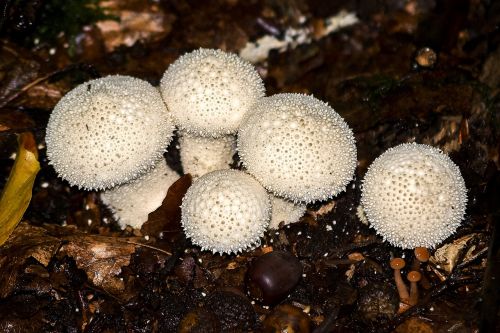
[[0, 0, 499, 332]]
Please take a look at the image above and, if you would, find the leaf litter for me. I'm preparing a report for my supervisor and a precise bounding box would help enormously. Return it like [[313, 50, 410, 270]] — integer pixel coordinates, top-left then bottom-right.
[[0, 0, 499, 332]]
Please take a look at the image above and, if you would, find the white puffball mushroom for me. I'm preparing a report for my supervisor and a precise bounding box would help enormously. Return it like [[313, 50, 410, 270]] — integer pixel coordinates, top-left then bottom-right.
[[179, 131, 236, 179], [160, 48, 265, 137], [238, 93, 357, 203], [269, 195, 306, 230], [361, 143, 467, 249], [181, 170, 271, 254], [46, 75, 174, 190], [100, 159, 179, 229]]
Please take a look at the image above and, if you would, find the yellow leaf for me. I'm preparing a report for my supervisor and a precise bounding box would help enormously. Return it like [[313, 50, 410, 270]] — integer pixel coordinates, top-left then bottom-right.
[[0, 132, 40, 246]]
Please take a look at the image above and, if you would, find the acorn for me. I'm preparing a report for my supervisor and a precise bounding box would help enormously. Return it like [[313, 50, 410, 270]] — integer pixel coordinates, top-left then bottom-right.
[[246, 250, 302, 305]]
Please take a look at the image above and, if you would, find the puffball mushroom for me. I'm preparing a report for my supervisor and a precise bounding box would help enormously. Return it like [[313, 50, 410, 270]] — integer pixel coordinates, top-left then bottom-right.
[[100, 159, 179, 229], [46, 75, 174, 190], [361, 143, 467, 249], [179, 131, 236, 179], [181, 169, 271, 254], [238, 93, 357, 203], [269, 195, 306, 229], [160, 48, 265, 137]]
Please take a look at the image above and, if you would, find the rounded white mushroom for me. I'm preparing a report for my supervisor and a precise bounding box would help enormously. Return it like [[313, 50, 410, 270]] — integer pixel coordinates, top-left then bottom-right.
[[46, 75, 174, 190], [361, 143, 467, 249], [269, 195, 306, 230], [100, 159, 179, 229], [238, 93, 357, 203], [160, 48, 265, 137], [179, 131, 236, 179], [181, 169, 271, 254]]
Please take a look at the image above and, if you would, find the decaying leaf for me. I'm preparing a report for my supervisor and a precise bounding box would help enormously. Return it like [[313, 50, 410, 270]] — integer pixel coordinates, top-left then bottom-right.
[[0, 43, 41, 108], [0, 222, 60, 298], [0, 110, 35, 132], [142, 174, 192, 239], [0, 132, 40, 246], [59, 234, 135, 294], [429, 233, 481, 274], [96, 0, 175, 52], [0, 222, 146, 297]]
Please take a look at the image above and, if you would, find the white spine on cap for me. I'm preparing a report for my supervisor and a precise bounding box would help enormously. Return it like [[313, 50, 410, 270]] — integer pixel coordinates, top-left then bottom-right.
[[181, 170, 271, 254], [46, 75, 174, 190], [361, 143, 467, 249]]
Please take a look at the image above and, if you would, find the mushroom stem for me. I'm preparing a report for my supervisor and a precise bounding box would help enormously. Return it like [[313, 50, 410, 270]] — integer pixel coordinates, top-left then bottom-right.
[[412, 247, 431, 289], [407, 271, 421, 306], [179, 131, 236, 180], [390, 258, 409, 302]]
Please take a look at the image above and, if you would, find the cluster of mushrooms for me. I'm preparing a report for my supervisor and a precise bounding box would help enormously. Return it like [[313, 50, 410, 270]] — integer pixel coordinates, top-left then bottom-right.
[[45, 48, 467, 255]]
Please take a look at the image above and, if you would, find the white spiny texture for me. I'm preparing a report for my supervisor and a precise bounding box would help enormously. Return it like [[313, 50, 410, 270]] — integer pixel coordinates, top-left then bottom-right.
[[160, 48, 265, 137], [361, 143, 467, 249], [101, 159, 179, 229], [46, 75, 174, 190], [181, 170, 271, 254], [179, 131, 235, 179], [269, 195, 306, 229], [238, 93, 357, 203]]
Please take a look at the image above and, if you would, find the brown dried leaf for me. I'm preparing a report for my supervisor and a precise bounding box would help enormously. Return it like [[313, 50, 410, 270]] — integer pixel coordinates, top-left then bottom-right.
[[142, 174, 192, 239], [429, 233, 480, 274], [0, 43, 41, 107], [396, 317, 434, 333], [60, 234, 135, 294], [96, 0, 175, 52], [0, 222, 142, 297], [0, 110, 35, 132], [0, 223, 60, 298]]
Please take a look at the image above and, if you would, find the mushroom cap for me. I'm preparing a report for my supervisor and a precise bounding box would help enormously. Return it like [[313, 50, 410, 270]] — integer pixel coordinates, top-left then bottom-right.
[[237, 93, 357, 203], [160, 48, 265, 137], [46, 75, 174, 190], [390, 258, 406, 270], [407, 271, 422, 282], [179, 131, 236, 179], [100, 159, 179, 229], [181, 169, 271, 254], [414, 247, 430, 263], [361, 143, 467, 249], [269, 195, 306, 229]]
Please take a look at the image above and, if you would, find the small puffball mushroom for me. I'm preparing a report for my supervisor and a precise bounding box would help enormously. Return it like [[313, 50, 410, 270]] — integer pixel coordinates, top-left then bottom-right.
[[361, 143, 467, 249], [46, 75, 174, 190], [238, 93, 357, 203], [160, 48, 265, 137], [179, 131, 236, 179], [269, 195, 306, 229], [181, 169, 271, 254], [100, 159, 179, 229]]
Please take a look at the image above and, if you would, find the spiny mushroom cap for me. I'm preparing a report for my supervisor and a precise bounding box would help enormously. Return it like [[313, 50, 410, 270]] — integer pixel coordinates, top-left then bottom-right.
[[361, 143, 467, 249], [100, 159, 179, 229], [179, 131, 236, 179], [46, 75, 174, 190], [269, 195, 306, 229], [237, 93, 357, 203], [160, 48, 265, 137], [181, 169, 271, 254]]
